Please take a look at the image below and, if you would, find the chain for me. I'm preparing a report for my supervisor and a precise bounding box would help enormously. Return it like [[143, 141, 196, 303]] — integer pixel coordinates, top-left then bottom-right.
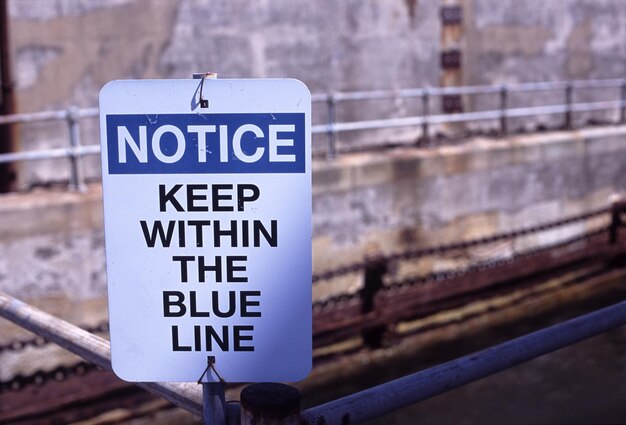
[[0, 361, 98, 393], [312, 207, 611, 283], [0, 321, 109, 355], [313, 226, 612, 311], [387, 226, 611, 290]]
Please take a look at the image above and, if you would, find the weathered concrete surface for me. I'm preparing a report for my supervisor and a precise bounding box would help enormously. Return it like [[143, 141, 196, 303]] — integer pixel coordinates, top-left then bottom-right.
[[466, 0, 626, 83], [10, 1, 626, 187], [6, 0, 439, 187], [464, 0, 626, 131]]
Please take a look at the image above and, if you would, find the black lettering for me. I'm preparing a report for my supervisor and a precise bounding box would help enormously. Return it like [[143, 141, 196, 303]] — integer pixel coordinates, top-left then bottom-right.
[[187, 184, 209, 212], [172, 256, 194, 283], [188, 220, 211, 247], [206, 325, 230, 351], [237, 184, 260, 211], [141, 220, 176, 248], [254, 220, 277, 247], [227, 256, 248, 283], [194, 325, 202, 351], [171, 325, 191, 351], [233, 325, 254, 352], [212, 291, 237, 318], [240, 291, 261, 317], [212, 184, 234, 212], [163, 291, 186, 317], [213, 220, 237, 247], [198, 256, 223, 283], [241, 220, 249, 247], [159, 184, 184, 212], [190, 291, 210, 317], [178, 220, 186, 247]]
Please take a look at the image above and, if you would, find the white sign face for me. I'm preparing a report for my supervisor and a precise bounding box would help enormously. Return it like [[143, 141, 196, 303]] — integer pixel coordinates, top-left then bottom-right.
[[99, 79, 311, 383]]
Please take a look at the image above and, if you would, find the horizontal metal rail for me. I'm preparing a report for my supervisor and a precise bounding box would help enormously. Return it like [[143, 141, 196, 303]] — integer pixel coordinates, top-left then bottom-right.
[[0, 145, 100, 164], [0, 108, 98, 125], [0, 78, 624, 187], [0, 290, 204, 417], [301, 299, 626, 425], [311, 100, 626, 134]]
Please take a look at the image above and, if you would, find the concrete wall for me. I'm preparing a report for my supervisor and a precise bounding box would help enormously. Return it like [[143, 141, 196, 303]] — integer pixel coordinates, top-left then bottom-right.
[[7, 0, 626, 188], [6, 0, 439, 187], [466, 0, 626, 85], [464, 0, 626, 131]]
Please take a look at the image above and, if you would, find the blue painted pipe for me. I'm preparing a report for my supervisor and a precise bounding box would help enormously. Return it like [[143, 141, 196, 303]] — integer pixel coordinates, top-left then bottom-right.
[[301, 299, 626, 425]]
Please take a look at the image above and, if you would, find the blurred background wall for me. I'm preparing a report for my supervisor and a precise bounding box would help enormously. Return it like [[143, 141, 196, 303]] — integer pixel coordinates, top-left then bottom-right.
[[5, 0, 626, 188]]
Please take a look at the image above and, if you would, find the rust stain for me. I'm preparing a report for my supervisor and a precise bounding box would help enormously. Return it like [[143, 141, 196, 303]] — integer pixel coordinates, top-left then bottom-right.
[[404, 0, 418, 23]]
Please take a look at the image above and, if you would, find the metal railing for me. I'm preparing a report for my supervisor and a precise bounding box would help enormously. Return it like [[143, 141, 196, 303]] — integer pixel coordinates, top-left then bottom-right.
[[2, 289, 626, 424], [0, 78, 625, 189]]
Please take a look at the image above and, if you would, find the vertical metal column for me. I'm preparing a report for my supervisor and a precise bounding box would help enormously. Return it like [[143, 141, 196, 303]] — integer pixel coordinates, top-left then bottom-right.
[[67, 107, 85, 192], [420, 90, 430, 145], [564, 81, 573, 129], [326, 94, 337, 159], [0, 0, 17, 192], [499, 84, 508, 136], [203, 382, 227, 425], [198, 355, 227, 425], [619, 80, 626, 124]]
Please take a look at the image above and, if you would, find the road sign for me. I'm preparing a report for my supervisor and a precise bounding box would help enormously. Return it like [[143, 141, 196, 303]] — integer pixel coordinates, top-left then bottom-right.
[[99, 79, 311, 382]]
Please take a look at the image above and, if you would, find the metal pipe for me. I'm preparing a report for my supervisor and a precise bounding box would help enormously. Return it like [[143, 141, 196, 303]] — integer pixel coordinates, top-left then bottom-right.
[[301, 299, 626, 425], [326, 94, 337, 159], [0, 290, 205, 417], [0, 144, 100, 164], [510, 81, 569, 92], [572, 78, 625, 89], [0, 109, 69, 125], [564, 81, 573, 129], [420, 89, 429, 145], [203, 382, 226, 425], [619, 80, 626, 124], [499, 84, 508, 136], [310, 100, 621, 137], [67, 106, 86, 192]]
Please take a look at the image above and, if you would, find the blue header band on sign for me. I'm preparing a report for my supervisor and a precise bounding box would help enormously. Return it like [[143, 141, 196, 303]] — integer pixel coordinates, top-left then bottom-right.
[[106, 113, 306, 174]]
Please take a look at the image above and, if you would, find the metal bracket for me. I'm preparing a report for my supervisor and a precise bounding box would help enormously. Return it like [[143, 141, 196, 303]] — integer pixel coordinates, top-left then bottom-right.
[[441, 5, 462, 25], [193, 72, 218, 109]]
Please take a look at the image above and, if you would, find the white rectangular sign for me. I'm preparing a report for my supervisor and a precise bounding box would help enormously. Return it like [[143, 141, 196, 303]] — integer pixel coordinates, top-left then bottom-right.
[[99, 78, 311, 382]]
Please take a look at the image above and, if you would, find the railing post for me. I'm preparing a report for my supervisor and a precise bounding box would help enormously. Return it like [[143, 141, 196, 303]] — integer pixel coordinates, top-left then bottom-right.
[[420, 89, 430, 145], [499, 84, 508, 136], [326, 93, 337, 159], [564, 81, 573, 130], [240, 383, 300, 425], [619, 80, 626, 124], [67, 106, 85, 192], [360, 254, 389, 349], [203, 381, 227, 425], [609, 198, 625, 244]]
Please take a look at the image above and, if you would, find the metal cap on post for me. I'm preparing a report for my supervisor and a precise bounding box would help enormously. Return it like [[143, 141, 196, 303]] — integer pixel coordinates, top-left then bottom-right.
[[240, 383, 301, 425]]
